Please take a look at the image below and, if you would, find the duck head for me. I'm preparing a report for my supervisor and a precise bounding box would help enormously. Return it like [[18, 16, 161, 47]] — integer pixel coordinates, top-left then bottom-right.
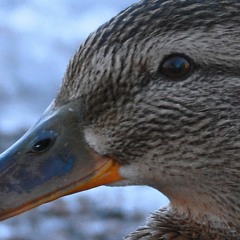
[[0, 0, 239, 231]]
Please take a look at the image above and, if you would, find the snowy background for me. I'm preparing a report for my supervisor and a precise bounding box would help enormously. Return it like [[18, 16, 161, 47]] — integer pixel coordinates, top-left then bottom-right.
[[0, 1, 168, 239]]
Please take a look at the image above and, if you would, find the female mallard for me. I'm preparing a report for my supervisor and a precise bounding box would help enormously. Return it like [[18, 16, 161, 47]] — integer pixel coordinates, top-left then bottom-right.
[[0, 0, 239, 239]]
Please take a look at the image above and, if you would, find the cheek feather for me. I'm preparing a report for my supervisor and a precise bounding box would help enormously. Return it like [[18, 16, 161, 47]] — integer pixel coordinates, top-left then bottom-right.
[[84, 128, 109, 156]]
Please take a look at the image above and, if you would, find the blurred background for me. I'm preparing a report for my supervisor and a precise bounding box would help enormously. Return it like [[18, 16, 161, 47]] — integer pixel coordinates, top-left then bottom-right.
[[0, 1, 169, 239]]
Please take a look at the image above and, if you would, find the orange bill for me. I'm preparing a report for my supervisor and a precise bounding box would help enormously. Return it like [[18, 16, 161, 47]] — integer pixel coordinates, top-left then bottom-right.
[[0, 102, 123, 221]]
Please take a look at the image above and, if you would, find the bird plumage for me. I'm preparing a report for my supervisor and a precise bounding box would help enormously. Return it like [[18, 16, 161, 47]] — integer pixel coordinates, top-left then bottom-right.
[[0, 0, 240, 239], [56, 0, 240, 238]]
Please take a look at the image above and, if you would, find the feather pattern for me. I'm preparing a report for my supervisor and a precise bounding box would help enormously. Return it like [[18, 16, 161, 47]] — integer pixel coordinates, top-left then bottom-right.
[[53, 0, 240, 238]]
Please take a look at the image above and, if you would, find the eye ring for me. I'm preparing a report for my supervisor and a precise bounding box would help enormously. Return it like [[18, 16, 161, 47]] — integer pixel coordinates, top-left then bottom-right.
[[159, 54, 194, 80]]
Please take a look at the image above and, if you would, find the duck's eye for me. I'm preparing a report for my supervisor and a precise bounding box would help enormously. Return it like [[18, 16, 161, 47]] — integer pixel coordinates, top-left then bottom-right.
[[31, 138, 53, 153], [160, 55, 192, 79]]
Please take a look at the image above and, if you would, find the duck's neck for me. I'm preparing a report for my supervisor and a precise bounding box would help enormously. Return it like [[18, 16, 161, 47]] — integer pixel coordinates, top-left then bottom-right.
[[154, 169, 240, 236], [121, 153, 240, 237], [168, 183, 238, 220], [149, 206, 238, 239], [130, 160, 240, 233], [124, 204, 239, 240]]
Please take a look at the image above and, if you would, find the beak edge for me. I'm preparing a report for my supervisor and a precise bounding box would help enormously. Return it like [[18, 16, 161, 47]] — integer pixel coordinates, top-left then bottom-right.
[[0, 157, 123, 221]]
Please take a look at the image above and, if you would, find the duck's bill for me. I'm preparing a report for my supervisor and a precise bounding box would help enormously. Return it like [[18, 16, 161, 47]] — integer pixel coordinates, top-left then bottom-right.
[[0, 102, 122, 220]]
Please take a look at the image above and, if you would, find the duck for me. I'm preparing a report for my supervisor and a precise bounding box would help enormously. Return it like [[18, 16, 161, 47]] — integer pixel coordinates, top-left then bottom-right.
[[0, 0, 240, 239]]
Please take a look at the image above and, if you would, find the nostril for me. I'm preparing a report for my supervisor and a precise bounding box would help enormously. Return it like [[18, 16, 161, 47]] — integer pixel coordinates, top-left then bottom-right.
[[31, 138, 53, 153], [28, 131, 57, 154]]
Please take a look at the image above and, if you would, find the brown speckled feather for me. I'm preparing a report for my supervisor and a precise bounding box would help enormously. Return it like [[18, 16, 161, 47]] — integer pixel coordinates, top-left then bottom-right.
[[53, 0, 240, 239], [124, 208, 238, 239]]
